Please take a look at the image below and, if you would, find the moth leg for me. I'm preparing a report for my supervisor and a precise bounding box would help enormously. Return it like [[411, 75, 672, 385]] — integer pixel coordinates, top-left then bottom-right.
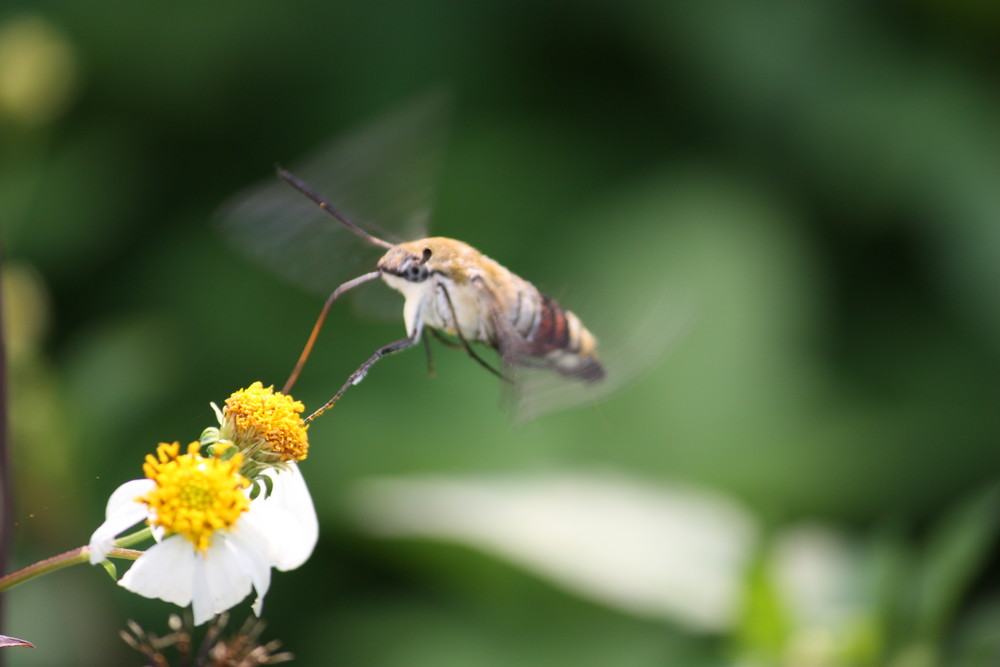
[[306, 333, 420, 421], [423, 333, 436, 377], [437, 283, 505, 380], [429, 327, 462, 349]]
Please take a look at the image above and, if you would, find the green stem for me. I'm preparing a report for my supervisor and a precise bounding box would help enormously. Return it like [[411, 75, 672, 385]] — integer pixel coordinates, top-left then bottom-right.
[[113, 527, 153, 549], [0, 545, 144, 593]]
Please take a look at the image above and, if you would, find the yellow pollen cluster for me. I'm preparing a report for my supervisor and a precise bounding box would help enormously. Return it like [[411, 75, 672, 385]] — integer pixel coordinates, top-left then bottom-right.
[[141, 442, 251, 552], [224, 382, 309, 462]]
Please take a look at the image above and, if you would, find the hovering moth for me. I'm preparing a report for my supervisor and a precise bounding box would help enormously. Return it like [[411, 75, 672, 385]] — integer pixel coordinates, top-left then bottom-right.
[[217, 94, 674, 422]]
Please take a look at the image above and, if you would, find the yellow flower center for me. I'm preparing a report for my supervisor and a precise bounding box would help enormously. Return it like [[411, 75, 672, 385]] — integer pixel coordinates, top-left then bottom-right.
[[223, 382, 309, 462], [141, 442, 251, 553]]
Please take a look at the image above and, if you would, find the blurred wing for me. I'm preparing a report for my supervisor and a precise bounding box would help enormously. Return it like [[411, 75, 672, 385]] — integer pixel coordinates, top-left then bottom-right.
[[502, 288, 694, 423], [214, 91, 449, 319]]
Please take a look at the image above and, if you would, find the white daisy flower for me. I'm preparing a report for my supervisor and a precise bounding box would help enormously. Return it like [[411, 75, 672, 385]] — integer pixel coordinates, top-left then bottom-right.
[[90, 391, 318, 625], [90, 383, 318, 625]]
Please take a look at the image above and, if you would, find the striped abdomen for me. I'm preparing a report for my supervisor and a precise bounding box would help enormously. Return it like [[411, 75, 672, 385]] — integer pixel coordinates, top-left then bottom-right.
[[519, 292, 604, 381], [493, 270, 602, 382]]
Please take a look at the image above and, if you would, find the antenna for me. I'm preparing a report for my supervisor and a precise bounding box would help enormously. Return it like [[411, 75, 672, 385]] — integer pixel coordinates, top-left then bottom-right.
[[276, 167, 394, 250]]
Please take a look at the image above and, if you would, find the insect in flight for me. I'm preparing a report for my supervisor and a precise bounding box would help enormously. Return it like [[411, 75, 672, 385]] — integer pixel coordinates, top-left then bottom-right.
[[272, 166, 605, 421], [216, 94, 665, 422]]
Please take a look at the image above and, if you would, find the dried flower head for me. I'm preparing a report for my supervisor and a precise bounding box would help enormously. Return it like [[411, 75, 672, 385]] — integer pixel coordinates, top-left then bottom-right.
[[121, 613, 293, 666]]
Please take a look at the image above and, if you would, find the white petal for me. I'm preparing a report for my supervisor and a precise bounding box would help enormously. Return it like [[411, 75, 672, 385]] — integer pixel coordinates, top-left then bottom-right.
[[221, 520, 273, 616], [88, 479, 154, 564], [120, 535, 196, 606], [188, 524, 270, 625], [202, 535, 254, 612], [122, 531, 270, 626], [190, 555, 214, 626], [192, 541, 253, 627], [248, 463, 318, 570]]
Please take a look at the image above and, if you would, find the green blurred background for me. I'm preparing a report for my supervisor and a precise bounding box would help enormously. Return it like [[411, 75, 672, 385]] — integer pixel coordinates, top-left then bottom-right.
[[3, 1, 1000, 665]]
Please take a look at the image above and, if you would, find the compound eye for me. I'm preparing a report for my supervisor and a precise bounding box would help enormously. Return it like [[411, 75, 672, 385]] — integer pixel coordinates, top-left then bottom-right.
[[405, 263, 428, 282]]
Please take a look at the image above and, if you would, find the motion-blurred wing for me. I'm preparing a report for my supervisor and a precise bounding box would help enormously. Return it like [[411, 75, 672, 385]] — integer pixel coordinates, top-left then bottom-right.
[[502, 289, 693, 422], [214, 91, 448, 318]]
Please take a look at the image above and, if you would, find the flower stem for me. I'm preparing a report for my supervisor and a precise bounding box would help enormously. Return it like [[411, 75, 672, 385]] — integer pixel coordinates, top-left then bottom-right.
[[0, 255, 12, 662], [113, 527, 153, 549], [0, 546, 143, 593]]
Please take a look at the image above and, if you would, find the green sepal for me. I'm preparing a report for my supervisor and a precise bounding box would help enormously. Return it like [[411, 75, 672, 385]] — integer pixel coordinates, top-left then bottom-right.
[[249, 474, 274, 501], [100, 559, 118, 581], [200, 427, 221, 448]]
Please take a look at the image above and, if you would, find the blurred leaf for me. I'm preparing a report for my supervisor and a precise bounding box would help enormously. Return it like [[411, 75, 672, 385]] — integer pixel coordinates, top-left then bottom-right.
[[349, 472, 755, 632], [734, 544, 790, 663], [914, 484, 1000, 642], [0, 14, 79, 127], [867, 522, 912, 658], [299, 587, 717, 667], [951, 598, 1000, 667]]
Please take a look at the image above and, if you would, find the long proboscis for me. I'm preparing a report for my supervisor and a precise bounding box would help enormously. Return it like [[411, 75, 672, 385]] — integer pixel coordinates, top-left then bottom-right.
[[276, 166, 394, 250], [282, 270, 383, 394]]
